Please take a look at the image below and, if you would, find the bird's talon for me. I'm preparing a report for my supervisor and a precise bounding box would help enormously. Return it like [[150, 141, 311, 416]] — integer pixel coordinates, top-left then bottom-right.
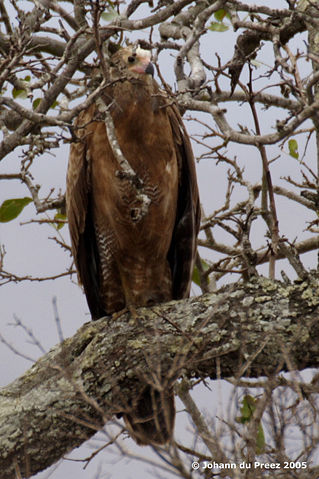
[[111, 308, 128, 321]]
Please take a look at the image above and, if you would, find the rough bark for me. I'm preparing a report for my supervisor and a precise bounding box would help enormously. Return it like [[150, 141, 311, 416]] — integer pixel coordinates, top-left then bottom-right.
[[1, 274, 319, 478]]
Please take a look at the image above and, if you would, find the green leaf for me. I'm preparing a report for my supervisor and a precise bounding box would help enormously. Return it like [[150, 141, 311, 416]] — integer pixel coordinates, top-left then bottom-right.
[[192, 259, 210, 287], [214, 9, 229, 22], [12, 88, 28, 99], [288, 138, 299, 159], [236, 395, 266, 454], [0, 197, 32, 222], [256, 423, 266, 454], [192, 265, 201, 286], [12, 76, 32, 99], [53, 212, 67, 230], [33, 98, 59, 110], [33, 98, 41, 110], [236, 395, 256, 424], [208, 22, 229, 32], [101, 8, 119, 22], [50, 100, 59, 109]]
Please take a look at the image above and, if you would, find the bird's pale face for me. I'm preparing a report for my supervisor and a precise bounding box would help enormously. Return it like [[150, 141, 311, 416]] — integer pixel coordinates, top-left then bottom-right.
[[113, 47, 154, 78]]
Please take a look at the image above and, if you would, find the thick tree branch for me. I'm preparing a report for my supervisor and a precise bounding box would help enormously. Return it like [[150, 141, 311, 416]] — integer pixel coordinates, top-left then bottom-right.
[[1, 275, 319, 479]]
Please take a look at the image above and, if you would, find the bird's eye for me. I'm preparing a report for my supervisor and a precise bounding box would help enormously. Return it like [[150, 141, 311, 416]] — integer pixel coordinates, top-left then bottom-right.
[[128, 55, 136, 63]]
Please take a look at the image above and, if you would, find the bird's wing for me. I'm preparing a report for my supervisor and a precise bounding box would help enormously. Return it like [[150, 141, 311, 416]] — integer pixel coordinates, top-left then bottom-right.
[[66, 105, 105, 319], [166, 103, 201, 299]]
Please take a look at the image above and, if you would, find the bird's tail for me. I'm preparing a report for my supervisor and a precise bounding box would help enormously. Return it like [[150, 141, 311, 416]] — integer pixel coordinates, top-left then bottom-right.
[[123, 386, 175, 445]]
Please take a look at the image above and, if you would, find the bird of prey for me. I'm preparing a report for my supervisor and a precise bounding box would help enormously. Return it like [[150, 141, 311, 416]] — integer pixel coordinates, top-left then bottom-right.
[[66, 45, 200, 445]]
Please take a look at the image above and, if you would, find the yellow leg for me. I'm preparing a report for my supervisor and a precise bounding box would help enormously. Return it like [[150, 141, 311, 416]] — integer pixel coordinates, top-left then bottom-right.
[[111, 307, 129, 321], [111, 305, 140, 326]]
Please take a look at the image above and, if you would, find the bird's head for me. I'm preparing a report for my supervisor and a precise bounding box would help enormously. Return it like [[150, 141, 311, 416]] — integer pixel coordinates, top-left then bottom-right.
[[110, 46, 154, 79]]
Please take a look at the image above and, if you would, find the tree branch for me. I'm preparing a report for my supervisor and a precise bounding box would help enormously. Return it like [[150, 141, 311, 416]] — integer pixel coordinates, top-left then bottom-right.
[[1, 274, 319, 479]]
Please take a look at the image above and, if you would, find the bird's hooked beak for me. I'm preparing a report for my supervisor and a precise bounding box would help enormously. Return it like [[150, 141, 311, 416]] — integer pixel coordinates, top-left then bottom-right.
[[145, 61, 154, 77]]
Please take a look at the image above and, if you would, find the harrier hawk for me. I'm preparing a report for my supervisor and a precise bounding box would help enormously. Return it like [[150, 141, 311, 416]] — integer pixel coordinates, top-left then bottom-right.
[[66, 46, 200, 445]]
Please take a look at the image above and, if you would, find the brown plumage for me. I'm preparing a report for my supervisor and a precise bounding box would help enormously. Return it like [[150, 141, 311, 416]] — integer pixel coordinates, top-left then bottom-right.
[[66, 46, 200, 445]]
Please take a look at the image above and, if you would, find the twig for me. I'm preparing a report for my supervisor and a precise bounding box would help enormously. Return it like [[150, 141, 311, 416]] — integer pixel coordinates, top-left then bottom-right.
[[0, 269, 74, 286], [247, 63, 279, 279], [176, 379, 224, 460], [91, 0, 151, 221]]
